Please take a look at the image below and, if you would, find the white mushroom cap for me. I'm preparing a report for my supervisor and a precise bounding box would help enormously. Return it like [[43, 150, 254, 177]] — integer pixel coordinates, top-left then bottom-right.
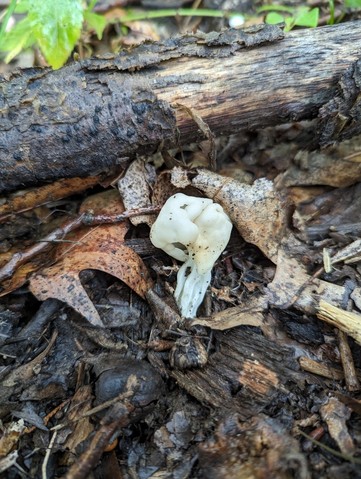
[[150, 193, 213, 262], [190, 201, 233, 275]]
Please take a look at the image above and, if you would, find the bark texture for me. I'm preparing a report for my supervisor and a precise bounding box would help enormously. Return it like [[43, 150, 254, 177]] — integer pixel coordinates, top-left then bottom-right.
[[170, 327, 305, 419], [1, 22, 361, 193]]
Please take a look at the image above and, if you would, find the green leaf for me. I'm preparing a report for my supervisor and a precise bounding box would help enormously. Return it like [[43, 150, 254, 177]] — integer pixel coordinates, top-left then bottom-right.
[[15, 0, 30, 13], [328, 0, 335, 25], [294, 7, 319, 28], [84, 10, 107, 40], [28, 0, 84, 69], [265, 12, 285, 24], [0, 16, 36, 62], [284, 17, 295, 32], [257, 5, 294, 13], [0, 0, 18, 44], [345, 0, 361, 7], [87, 0, 99, 10]]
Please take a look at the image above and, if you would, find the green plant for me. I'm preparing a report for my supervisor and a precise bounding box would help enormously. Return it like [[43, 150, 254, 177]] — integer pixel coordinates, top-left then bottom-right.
[[0, 0, 107, 69], [328, 0, 336, 24], [258, 5, 319, 32], [2, 1, 359, 70], [0, 2, 245, 70], [344, 0, 361, 6], [261, 1, 361, 29]]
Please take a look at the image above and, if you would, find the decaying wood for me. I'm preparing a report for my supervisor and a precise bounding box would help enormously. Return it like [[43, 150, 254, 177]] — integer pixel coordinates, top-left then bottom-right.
[[170, 327, 306, 419], [1, 21, 361, 193], [62, 402, 134, 479], [338, 330, 360, 392], [318, 300, 361, 345]]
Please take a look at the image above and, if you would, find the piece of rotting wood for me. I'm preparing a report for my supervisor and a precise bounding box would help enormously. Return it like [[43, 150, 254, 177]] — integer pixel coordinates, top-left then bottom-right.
[[318, 300, 361, 345], [169, 328, 305, 418], [299, 356, 345, 381], [1, 22, 361, 193], [338, 330, 360, 392]]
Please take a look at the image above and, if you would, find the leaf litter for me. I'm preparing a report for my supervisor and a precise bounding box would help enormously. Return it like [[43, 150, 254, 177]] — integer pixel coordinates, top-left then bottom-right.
[[29, 190, 153, 326], [1, 46, 361, 479], [2, 127, 361, 477], [1, 138, 361, 470]]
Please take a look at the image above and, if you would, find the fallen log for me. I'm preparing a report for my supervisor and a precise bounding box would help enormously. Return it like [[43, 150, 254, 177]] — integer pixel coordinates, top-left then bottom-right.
[[0, 21, 361, 193]]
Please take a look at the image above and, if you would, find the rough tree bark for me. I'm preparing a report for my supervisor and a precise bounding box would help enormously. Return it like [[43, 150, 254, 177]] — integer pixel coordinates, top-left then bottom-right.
[[0, 21, 360, 193]]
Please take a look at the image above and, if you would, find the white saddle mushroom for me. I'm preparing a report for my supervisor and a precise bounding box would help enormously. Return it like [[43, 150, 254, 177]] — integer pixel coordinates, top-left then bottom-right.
[[150, 193, 232, 318]]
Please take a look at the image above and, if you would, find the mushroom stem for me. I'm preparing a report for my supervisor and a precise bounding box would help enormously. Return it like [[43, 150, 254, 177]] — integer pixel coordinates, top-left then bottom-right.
[[175, 258, 211, 318]]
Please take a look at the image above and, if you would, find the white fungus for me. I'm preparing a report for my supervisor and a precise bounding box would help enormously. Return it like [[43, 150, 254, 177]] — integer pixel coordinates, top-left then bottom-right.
[[150, 193, 233, 318]]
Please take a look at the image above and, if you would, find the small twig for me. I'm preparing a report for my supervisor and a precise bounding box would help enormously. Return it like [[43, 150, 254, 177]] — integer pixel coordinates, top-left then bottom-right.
[[24, 398, 71, 435], [175, 103, 217, 171], [0, 206, 160, 285], [51, 390, 134, 432], [0, 214, 85, 284], [61, 402, 134, 479], [338, 329, 360, 391], [297, 430, 361, 465], [279, 265, 324, 310], [81, 206, 160, 226], [79, 390, 134, 419], [42, 430, 58, 479]]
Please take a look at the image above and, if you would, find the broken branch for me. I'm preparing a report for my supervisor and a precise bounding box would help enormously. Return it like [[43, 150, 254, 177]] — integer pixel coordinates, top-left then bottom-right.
[[1, 22, 361, 193]]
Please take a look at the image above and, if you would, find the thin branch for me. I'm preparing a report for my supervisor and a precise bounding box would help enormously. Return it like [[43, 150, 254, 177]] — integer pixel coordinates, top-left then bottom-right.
[[0, 206, 160, 285]]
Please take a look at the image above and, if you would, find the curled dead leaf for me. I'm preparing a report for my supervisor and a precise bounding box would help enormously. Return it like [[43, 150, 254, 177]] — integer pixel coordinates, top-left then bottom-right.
[[266, 240, 346, 315], [0, 255, 42, 298], [191, 170, 287, 263], [193, 295, 268, 330], [29, 190, 153, 327], [0, 176, 101, 222], [117, 158, 156, 227]]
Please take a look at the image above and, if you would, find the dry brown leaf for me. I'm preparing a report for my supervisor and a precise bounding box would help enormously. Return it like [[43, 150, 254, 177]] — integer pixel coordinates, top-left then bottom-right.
[[152, 170, 177, 209], [0, 256, 42, 297], [266, 245, 345, 315], [286, 186, 330, 207], [175, 104, 216, 170], [276, 136, 361, 188], [64, 385, 94, 453], [29, 191, 153, 326], [198, 415, 308, 479], [0, 176, 101, 222], [117, 158, 156, 227], [0, 420, 25, 458], [320, 397, 355, 455], [193, 295, 268, 330], [104, 8, 160, 46], [152, 168, 194, 210], [191, 170, 287, 263]]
